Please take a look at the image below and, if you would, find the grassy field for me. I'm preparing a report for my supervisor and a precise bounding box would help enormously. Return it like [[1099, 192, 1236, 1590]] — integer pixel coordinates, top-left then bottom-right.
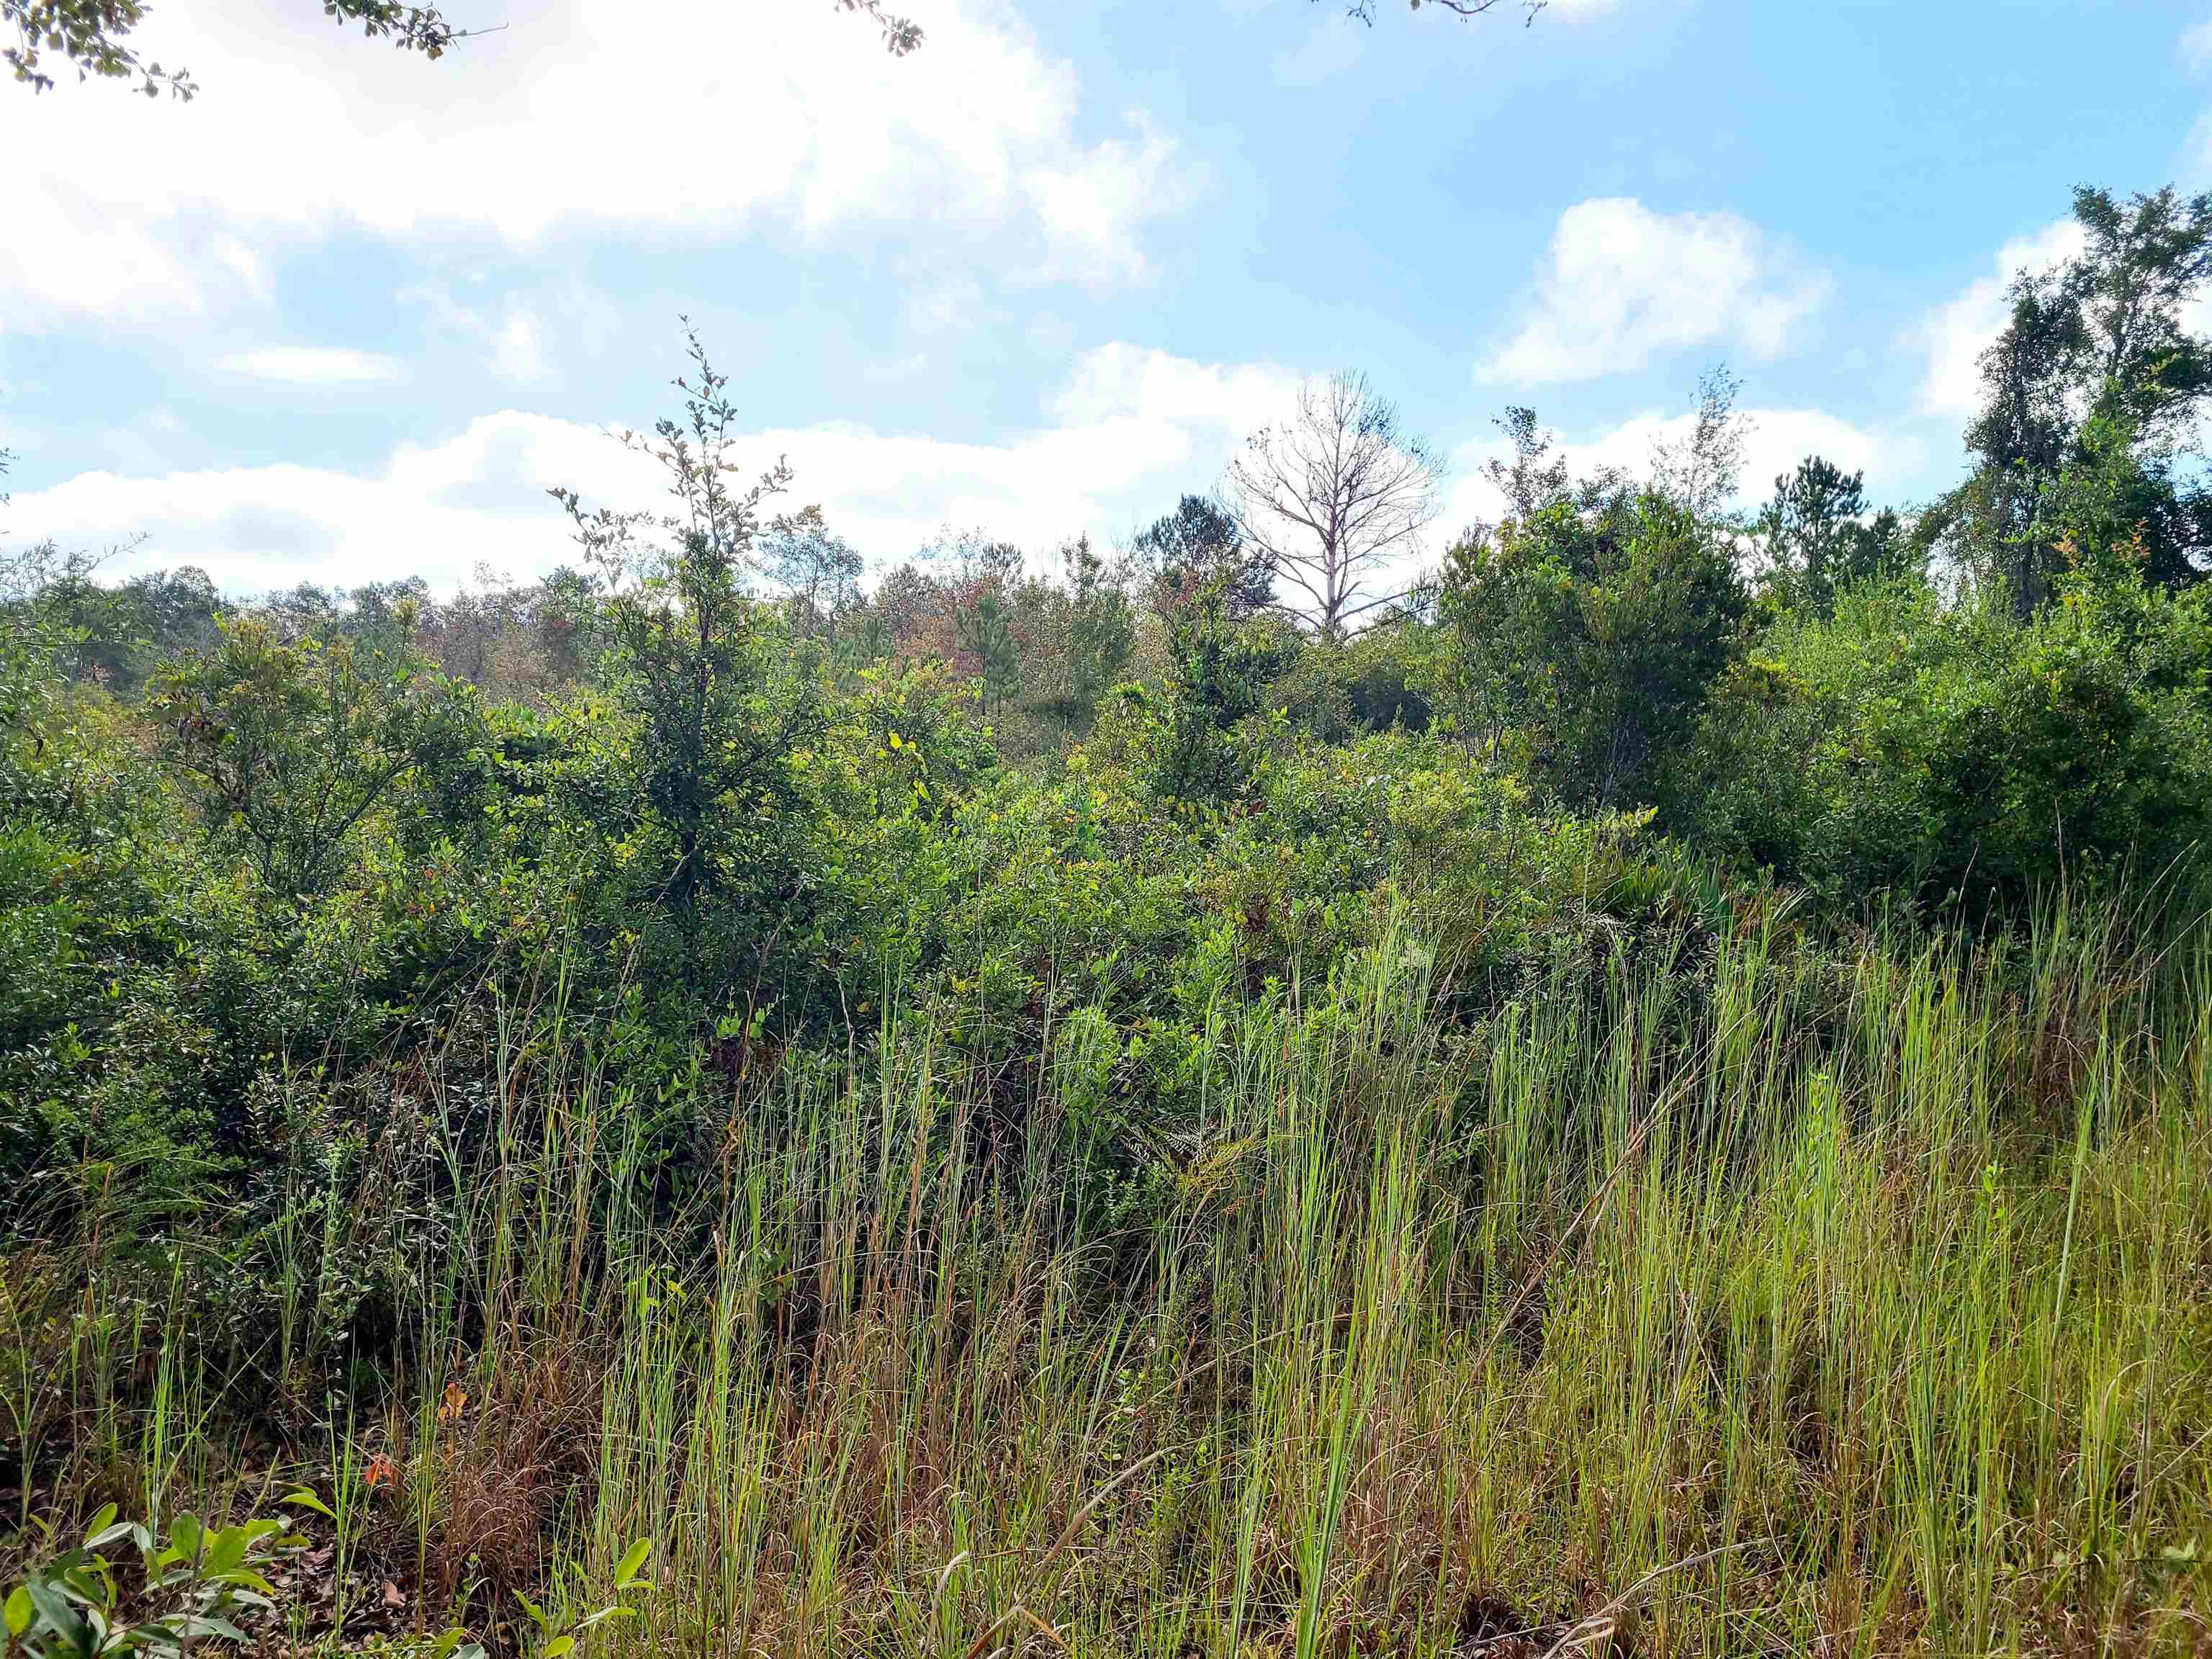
[[6, 896, 2209, 1657]]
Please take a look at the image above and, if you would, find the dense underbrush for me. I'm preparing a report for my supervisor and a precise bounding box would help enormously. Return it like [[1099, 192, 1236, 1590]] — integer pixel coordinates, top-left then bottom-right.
[[5, 892, 2209, 1656], [7, 306, 2212, 1653]]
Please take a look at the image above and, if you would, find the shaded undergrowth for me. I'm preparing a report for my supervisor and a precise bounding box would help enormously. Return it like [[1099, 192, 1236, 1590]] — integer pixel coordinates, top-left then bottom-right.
[[5, 896, 2211, 1656]]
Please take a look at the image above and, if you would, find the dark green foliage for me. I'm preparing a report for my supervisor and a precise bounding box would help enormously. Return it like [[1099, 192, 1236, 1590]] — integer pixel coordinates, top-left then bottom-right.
[[3, 276, 2211, 1395], [956, 590, 1020, 722], [1112, 583, 1295, 809], [1269, 626, 1433, 743], [1026, 536, 1135, 734], [1679, 557, 2212, 912], [150, 616, 481, 901], [1753, 457, 1915, 616], [1943, 186, 2212, 611], [9, 180, 2212, 1659], [548, 326, 829, 1016], [1442, 488, 1745, 809], [1130, 494, 1273, 621]]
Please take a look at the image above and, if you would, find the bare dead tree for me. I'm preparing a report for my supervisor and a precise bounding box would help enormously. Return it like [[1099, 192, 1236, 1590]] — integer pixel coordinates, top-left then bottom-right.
[[1225, 371, 1444, 642]]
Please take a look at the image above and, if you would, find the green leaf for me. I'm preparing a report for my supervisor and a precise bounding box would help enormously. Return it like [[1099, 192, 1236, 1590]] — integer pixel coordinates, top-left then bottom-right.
[[541, 1637, 575, 1659], [5, 1584, 32, 1637], [282, 1488, 338, 1520], [613, 1536, 653, 1587], [24, 1578, 87, 1645], [167, 1513, 204, 1560]]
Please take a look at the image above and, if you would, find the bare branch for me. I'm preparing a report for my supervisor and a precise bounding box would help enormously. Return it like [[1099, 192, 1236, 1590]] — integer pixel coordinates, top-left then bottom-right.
[[1223, 371, 1443, 642], [1334, 0, 1546, 24]]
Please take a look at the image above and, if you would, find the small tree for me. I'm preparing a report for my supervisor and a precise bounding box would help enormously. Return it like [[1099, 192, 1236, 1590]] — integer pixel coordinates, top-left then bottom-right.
[[1475, 489, 1746, 811], [1754, 457, 1912, 615], [1140, 582, 1290, 807], [1483, 405, 1573, 522], [1029, 535, 1135, 732], [1129, 495, 1272, 621], [1650, 366, 1749, 522], [150, 615, 476, 899], [1434, 526, 1554, 765], [957, 590, 1020, 723], [1226, 371, 1444, 642], [760, 506, 865, 642], [548, 323, 824, 1004], [1947, 185, 2212, 612]]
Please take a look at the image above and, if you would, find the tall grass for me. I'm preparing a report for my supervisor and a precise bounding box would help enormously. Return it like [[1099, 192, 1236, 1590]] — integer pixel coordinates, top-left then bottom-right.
[[5, 901, 2211, 1654]]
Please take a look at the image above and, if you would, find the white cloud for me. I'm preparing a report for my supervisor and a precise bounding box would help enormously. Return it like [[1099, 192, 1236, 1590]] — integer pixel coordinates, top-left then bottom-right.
[[1910, 219, 2086, 422], [1444, 404, 1909, 531], [0, 185, 246, 333], [1, 0, 1181, 333], [1023, 114, 1184, 286], [210, 235, 273, 305], [489, 310, 548, 385], [1050, 343, 1298, 437], [1480, 198, 1830, 385], [4, 344, 1299, 595], [213, 346, 404, 385], [2185, 18, 2212, 68], [14, 348, 1908, 620]]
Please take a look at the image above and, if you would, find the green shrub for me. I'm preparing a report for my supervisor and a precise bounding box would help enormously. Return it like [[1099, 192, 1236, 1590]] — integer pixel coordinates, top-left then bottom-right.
[[1679, 560, 2212, 912]]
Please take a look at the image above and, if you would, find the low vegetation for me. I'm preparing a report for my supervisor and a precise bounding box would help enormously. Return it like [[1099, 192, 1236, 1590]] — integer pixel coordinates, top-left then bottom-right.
[[4, 185, 2212, 1655]]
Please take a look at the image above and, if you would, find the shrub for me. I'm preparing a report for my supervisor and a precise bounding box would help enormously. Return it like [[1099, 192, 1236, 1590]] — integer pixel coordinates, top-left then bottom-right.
[[1678, 560, 2212, 912]]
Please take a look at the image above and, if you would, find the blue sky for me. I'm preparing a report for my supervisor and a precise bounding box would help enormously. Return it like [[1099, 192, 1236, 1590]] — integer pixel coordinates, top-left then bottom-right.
[[4, 0, 2210, 596]]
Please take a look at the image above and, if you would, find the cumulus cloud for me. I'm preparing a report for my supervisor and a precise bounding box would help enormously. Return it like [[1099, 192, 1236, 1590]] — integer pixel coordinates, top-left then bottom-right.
[[0, 0, 1181, 332], [1480, 199, 1830, 385], [4, 345, 1300, 596], [489, 310, 549, 386], [213, 346, 404, 385], [1910, 219, 2087, 422], [1023, 114, 1182, 286]]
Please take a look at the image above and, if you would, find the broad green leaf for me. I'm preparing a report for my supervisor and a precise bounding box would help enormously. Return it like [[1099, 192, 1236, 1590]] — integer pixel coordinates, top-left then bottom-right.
[[613, 1536, 654, 1586], [24, 1578, 87, 1644], [207, 1526, 248, 1573], [167, 1514, 203, 1559], [282, 1488, 338, 1521]]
